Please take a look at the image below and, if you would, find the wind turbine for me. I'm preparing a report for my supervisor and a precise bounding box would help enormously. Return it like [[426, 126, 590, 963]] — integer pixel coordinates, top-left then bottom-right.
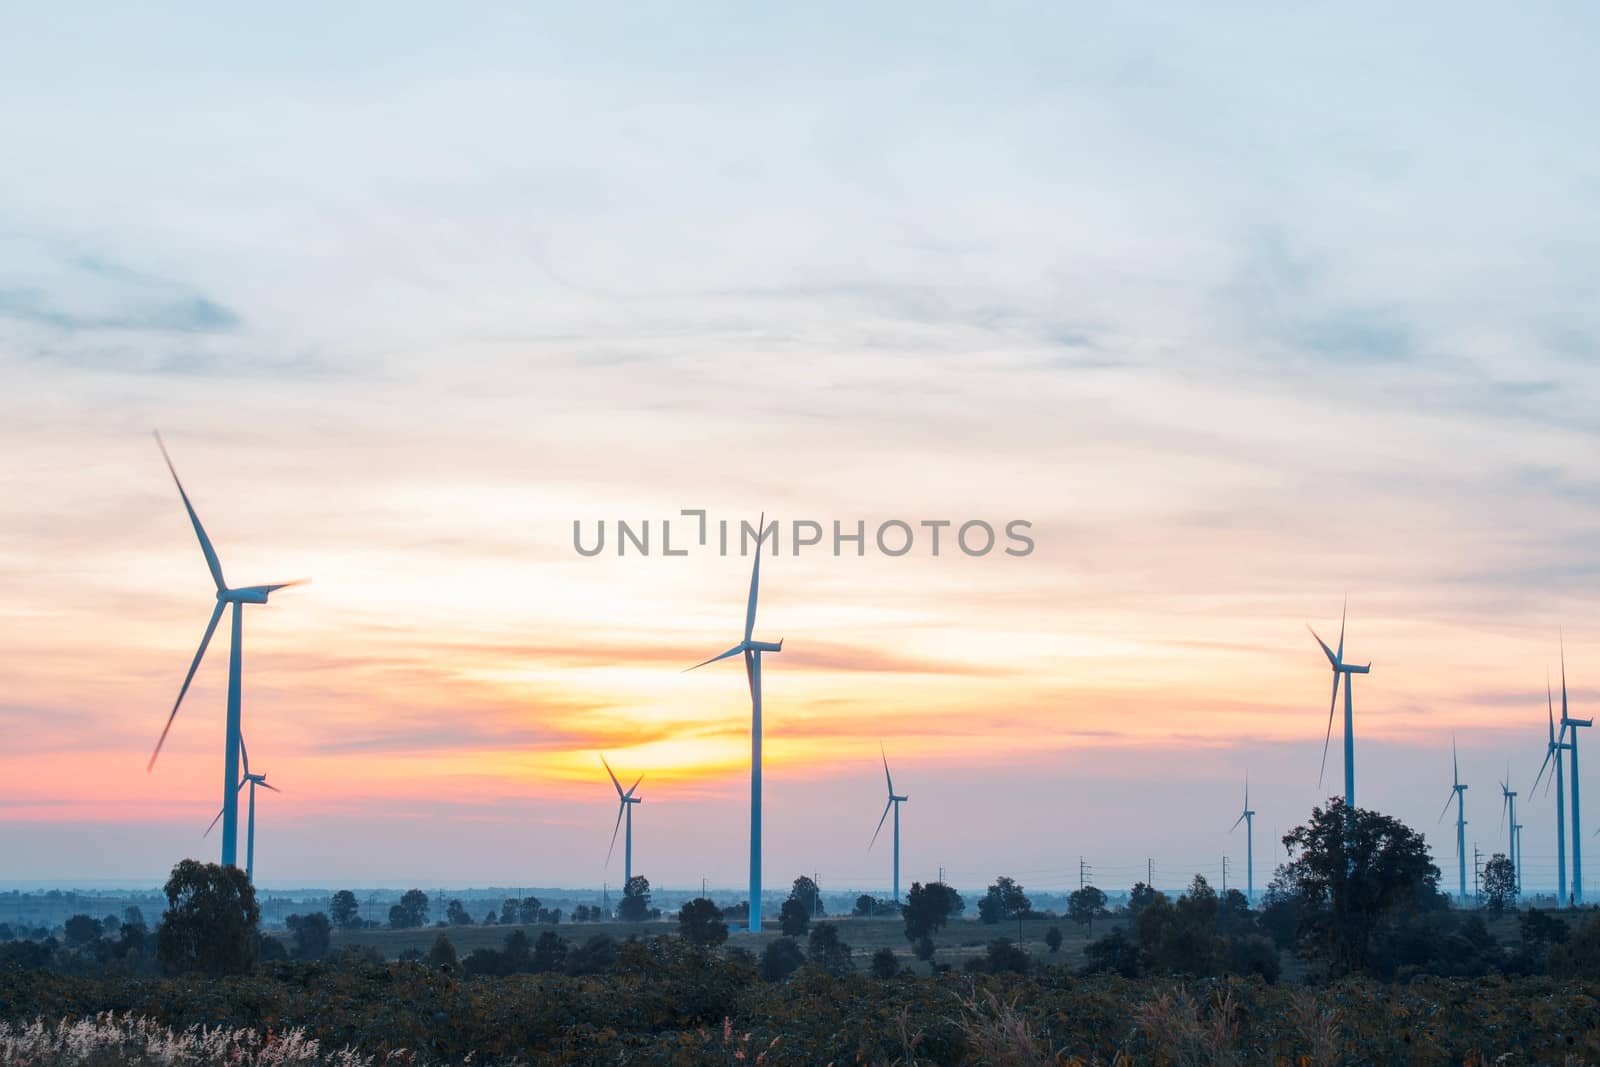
[[870, 744, 909, 903], [150, 432, 302, 870], [205, 735, 279, 884], [600, 754, 644, 885], [1438, 738, 1468, 905], [1534, 673, 1571, 903], [1308, 601, 1371, 810], [685, 515, 782, 933], [1230, 774, 1255, 904], [1559, 640, 1591, 905], [1500, 766, 1518, 899]]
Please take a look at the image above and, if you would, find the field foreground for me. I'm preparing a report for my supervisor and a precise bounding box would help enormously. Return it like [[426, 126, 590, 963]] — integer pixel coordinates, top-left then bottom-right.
[[3, 948, 1599, 1066]]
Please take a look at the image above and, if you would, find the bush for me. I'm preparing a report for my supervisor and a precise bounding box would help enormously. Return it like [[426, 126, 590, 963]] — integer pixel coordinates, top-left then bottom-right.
[[870, 946, 899, 978], [778, 898, 810, 937], [806, 923, 852, 976], [1045, 926, 1063, 953], [426, 933, 457, 970], [285, 912, 332, 961], [1547, 912, 1600, 980], [761, 937, 804, 981], [677, 898, 728, 947]]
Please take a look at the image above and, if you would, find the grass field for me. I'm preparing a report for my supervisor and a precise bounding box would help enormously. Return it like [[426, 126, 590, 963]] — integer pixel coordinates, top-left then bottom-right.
[[329, 912, 1125, 974]]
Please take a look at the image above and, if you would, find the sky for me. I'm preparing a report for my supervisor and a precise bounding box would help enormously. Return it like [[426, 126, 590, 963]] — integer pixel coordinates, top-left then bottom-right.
[[2, 4, 1599, 897]]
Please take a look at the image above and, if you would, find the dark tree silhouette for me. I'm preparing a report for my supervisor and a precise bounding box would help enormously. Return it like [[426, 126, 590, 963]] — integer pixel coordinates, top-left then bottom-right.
[[155, 859, 260, 976], [617, 876, 654, 922], [1482, 854, 1516, 917], [903, 881, 963, 942], [677, 897, 729, 947], [806, 922, 852, 975], [285, 912, 332, 960], [778, 897, 810, 937], [1281, 799, 1441, 974], [329, 890, 360, 930], [978, 876, 1030, 924]]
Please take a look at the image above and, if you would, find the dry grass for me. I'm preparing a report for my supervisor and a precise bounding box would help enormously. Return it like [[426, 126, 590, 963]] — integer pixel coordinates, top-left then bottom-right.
[[0, 1014, 403, 1067]]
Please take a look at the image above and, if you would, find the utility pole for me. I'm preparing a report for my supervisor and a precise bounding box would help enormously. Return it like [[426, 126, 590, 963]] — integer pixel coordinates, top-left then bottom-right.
[[812, 871, 820, 919], [938, 866, 945, 886], [1148, 857, 1153, 889], [1222, 855, 1229, 895], [1472, 847, 1481, 904], [1079, 857, 1091, 891], [701, 877, 707, 899]]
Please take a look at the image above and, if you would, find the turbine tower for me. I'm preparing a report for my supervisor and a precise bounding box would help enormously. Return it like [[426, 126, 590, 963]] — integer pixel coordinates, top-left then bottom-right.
[[1309, 601, 1371, 810], [205, 735, 278, 884], [870, 744, 909, 903], [150, 432, 302, 869], [1438, 739, 1468, 906], [601, 754, 644, 885], [1514, 822, 1524, 893], [1500, 767, 1518, 899], [1534, 674, 1571, 904], [1559, 641, 1591, 905], [686, 516, 782, 933], [1230, 774, 1255, 904]]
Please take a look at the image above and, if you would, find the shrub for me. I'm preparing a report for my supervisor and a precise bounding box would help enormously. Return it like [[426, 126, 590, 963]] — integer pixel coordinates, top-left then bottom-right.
[[761, 937, 804, 981], [870, 946, 899, 978], [425, 933, 457, 970], [806, 923, 852, 976]]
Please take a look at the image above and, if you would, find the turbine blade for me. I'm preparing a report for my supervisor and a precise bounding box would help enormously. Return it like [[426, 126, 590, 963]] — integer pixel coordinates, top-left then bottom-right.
[[203, 807, 225, 838], [1453, 736, 1459, 787], [881, 742, 894, 795], [684, 644, 745, 672], [627, 774, 643, 797], [745, 647, 756, 706], [148, 600, 226, 772], [1308, 625, 1340, 666], [869, 798, 892, 850], [1438, 790, 1455, 824], [1231, 812, 1246, 832], [259, 780, 281, 794], [1337, 597, 1347, 661], [605, 801, 625, 867], [744, 512, 764, 642], [240, 733, 250, 778], [1561, 634, 1569, 722], [600, 753, 623, 796], [155, 431, 226, 591], [1318, 671, 1341, 787], [1533, 748, 1553, 793]]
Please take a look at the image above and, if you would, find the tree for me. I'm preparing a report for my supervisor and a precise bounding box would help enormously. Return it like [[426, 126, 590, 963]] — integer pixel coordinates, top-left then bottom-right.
[[426, 932, 457, 969], [1127, 882, 1159, 916], [617, 876, 654, 922], [1482, 854, 1516, 917], [677, 897, 729, 947], [519, 896, 544, 925], [761, 937, 804, 981], [1082, 928, 1140, 977], [389, 889, 429, 929], [1068, 886, 1109, 933], [912, 935, 936, 962], [1281, 800, 1441, 974], [978, 876, 1030, 924], [532, 930, 568, 972], [903, 881, 963, 942], [329, 890, 360, 930], [154, 859, 260, 976], [789, 875, 825, 917], [63, 914, 102, 946], [871, 946, 899, 978], [285, 912, 332, 960], [976, 938, 1031, 974], [1548, 912, 1600, 980], [1045, 926, 1063, 953], [778, 897, 810, 937], [807, 923, 852, 975], [445, 899, 475, 926]]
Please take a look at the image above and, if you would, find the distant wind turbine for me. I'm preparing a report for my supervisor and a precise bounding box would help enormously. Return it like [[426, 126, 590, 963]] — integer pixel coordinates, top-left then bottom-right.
[[1230, 774, 1255, 904], [1438, 738, 1468, 905], [1500, 766, 1518, 899], [870, 744, 909, 903], [600, 754, 643, 885], [1533, 673, 1571, 902], [150, 432, 303, 870], [685, 515, 782, 933], [1558, 640, 1591, 905], [1308, 601, 1371, 810], [205, 735, 279, 884]]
